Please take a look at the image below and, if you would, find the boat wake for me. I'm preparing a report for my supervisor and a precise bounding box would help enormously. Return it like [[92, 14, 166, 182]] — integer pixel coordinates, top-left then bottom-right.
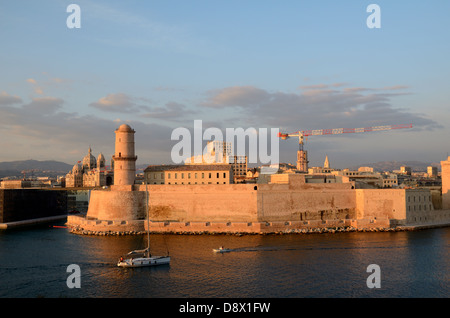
[[214, 244, 411, 253]]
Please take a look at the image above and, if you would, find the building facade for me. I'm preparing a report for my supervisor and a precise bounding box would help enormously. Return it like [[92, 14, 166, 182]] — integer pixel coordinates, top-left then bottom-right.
[[65, 147, 113, 188], [185, 141, 247, 181], [442, 156, 450, 209], [144, 164, 234, 185]]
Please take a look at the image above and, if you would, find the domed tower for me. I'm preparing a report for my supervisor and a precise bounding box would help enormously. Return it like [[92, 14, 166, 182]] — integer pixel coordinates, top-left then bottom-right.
[[71, 163, 83, 187], [82, 147, 96, 170], [113, 124, 137, 186], [97, 153, 106, 170]]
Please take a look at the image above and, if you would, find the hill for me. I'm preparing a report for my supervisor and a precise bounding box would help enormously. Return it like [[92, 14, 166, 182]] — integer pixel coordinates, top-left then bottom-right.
[[0, 160, 72, 178]]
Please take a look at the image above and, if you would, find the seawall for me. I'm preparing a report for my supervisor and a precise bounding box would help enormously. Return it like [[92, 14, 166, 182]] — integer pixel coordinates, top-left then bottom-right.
[[0, 189, 67, 226], [67, 215, 395, 235], [66, 174, 450, 235]]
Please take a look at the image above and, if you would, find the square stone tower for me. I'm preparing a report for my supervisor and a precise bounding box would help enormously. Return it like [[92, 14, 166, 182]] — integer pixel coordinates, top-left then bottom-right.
[[441, 156, 450, 209]]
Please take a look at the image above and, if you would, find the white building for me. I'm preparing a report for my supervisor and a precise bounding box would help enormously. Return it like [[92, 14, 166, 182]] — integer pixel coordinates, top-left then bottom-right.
[[185, 141, 248, 181]]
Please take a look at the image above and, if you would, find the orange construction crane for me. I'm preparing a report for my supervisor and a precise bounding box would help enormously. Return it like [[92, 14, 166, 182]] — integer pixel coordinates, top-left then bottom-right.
[[278, 124, 412, 172]]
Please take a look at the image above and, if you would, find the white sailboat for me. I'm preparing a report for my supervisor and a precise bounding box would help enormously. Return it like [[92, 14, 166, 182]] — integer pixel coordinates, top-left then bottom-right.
[[117, 181, 170, 268]]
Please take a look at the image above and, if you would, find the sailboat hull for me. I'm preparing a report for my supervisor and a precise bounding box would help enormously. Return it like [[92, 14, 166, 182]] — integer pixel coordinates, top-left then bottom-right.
[[117, 256, 171, 268]]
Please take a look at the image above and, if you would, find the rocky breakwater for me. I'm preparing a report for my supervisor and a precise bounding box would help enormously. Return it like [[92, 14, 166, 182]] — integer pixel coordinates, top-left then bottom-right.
[[67, 224, 403, 236], [68, 224, 146, 236]]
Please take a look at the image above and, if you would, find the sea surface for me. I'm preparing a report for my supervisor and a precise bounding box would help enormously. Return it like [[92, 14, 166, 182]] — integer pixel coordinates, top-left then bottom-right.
[[0, 222, 449, 298]]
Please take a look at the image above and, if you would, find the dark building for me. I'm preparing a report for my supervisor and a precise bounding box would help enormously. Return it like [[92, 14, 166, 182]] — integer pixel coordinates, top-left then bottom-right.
[[0, 189, 67, 223]]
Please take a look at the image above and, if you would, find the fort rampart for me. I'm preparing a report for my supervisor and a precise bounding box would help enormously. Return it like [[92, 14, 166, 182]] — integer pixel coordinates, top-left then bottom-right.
[[67, 174, 450, 234]]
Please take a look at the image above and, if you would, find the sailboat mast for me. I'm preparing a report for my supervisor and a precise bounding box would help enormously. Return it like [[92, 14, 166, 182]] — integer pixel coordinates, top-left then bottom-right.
[[145, 180, 150, 258]]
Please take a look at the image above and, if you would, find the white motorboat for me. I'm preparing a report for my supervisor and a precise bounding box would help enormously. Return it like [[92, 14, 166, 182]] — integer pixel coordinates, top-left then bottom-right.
[[213, 247, 232, 253], [117, 182, 170, 268]]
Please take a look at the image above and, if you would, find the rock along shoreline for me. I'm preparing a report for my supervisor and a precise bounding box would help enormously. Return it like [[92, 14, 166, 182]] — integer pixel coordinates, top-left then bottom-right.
[[67, 225, 409, 236]]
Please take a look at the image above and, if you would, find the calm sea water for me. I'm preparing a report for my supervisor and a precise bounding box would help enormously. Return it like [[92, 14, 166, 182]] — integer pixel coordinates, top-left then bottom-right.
[[0, 222, 449, 298]]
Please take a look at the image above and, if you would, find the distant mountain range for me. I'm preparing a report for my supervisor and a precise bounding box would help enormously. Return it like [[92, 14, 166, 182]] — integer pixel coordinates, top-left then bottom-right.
[[0, 160, 72, 178], [0, 159, 442, 179]]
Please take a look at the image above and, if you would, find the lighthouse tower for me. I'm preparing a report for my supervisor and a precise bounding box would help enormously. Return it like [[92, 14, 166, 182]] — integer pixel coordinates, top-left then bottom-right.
[[113, 124, 137, 186]]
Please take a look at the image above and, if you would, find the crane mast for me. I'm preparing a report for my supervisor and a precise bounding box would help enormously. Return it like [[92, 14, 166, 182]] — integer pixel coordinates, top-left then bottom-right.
[[278, 124, 412, 172]]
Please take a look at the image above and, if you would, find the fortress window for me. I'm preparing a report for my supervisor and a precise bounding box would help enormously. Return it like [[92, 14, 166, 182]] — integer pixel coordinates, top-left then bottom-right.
[[168, 173, 171, 179], [217, 173, 219, 178], [209, 173, 211, 178], [182, 173, 184, 178], [223, 172, 226, 178], [202, 173, 204, 178], [195, 173, 198, 178], [175, 173, 178, 178], [188, 173, 191, 178]]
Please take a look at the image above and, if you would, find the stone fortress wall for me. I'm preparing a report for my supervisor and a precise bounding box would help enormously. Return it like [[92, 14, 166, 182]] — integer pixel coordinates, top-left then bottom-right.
[[66, 125, 450, 235], [68, 173, 450, 234]]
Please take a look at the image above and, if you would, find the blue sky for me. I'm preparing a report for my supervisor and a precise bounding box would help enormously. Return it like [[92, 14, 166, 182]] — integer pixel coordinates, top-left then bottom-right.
[[0, 1, 449, 169]]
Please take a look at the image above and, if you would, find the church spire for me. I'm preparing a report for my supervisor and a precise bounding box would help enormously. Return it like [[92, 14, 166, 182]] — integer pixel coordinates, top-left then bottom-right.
[[324, 155, 330, 169]]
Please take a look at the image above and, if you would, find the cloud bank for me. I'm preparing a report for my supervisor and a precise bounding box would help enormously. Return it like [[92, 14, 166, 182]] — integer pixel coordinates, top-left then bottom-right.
[[201, 84, 441, 132], [0, 81, 443, 166]]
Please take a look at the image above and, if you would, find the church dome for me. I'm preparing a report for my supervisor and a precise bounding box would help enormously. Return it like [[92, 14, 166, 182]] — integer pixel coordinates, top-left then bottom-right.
[[72, 163, 82, 173], [82, 147, 96, 169]]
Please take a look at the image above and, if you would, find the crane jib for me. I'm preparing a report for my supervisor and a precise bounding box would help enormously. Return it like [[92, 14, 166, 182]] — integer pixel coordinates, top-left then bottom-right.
[[291, 124, 412, 137]]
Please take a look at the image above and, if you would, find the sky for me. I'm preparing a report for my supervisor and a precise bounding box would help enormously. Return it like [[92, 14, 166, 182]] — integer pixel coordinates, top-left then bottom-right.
[[0, 1, 449, 169]]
